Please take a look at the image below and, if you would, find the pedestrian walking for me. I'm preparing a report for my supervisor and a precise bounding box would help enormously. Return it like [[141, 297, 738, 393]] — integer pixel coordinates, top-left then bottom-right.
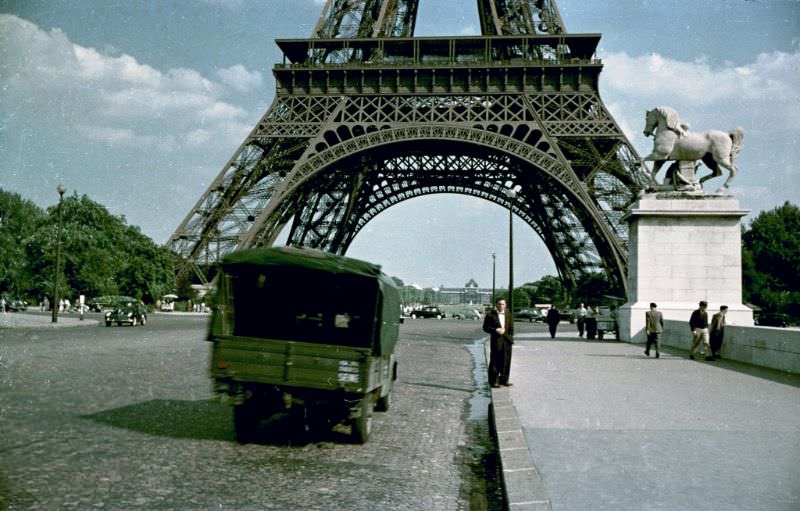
[[644, 302, 664, 358], [586, 304, 598, 339], [483, 296, 514, 388], [546, 305, 560, 338], [689, 300, 714, 360], [576, 303, 587, 337], [710, 305, 728, 358]]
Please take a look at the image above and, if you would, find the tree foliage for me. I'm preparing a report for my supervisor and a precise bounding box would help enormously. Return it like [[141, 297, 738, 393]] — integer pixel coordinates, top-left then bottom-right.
[[0, 190, 46, 297], [742, 201, 800, 318], [0, 189, 175, 304], [520, 275, 564, 305]]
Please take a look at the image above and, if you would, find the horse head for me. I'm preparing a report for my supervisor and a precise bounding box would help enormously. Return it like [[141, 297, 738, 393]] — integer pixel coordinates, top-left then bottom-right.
[[643, 109, 658, 137]]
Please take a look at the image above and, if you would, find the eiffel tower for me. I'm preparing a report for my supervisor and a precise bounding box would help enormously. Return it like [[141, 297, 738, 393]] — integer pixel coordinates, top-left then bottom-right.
[[168, 0, 647, 295]]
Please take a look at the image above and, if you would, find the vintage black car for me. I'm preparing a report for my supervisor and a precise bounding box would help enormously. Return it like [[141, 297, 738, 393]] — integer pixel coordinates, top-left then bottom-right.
[[514, 308, 543, 322], [409, 305, 445, 319], [7, 299, 28, 312], [209, 247, 401, 443], [451, 307, 482, 320], [105, 301, 147, 327]]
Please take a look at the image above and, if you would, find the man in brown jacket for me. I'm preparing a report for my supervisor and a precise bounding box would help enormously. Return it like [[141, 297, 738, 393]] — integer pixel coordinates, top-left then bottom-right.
[[645, 302, 664, 358]]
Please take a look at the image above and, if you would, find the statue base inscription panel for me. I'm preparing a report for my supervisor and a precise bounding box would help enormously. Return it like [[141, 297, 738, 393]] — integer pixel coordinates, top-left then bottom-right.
[[618, 193, 753, 343]]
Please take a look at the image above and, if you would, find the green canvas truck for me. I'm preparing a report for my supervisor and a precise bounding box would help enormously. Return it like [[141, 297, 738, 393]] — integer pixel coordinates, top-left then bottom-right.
[[208, 247, 401, 443]]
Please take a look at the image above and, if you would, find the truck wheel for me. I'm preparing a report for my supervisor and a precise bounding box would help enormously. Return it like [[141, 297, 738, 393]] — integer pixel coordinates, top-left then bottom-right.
[[376, 391, 391, 412], [234, 402, 259, 443], [352, 397, 373, 443], [105, 321, 111, 327]]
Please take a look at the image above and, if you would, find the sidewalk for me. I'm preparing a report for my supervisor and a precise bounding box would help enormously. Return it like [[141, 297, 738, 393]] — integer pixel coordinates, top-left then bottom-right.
[[0, 312, 99, 328], [490, 333, 800, 511]]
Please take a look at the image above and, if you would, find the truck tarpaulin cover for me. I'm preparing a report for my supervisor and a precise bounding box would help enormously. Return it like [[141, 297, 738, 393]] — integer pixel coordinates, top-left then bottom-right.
[[221, 247, 401, 355]]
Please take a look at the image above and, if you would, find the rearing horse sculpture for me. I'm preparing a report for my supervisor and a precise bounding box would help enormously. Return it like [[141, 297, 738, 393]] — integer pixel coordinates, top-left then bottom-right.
[[642, 106, 744, 192]]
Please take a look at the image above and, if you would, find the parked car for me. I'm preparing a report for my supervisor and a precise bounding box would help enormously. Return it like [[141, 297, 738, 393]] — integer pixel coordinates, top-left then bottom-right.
[[7, 299, 28, 312], [410, 306, 445, 319], [558, 309, 575, 323], [451, 307, 482, 320], [90, 295, 137, 312], [514, 308, 543, 322], [105, 300, 147, 327], [596, 306, 618, 340], [754, 312, 791, 328]]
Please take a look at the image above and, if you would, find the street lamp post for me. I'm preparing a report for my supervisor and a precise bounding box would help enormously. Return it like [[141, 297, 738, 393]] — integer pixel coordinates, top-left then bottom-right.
[[506, 188, 517, 335], [51, 184, 66, 323], [491, 253, 496, 305]]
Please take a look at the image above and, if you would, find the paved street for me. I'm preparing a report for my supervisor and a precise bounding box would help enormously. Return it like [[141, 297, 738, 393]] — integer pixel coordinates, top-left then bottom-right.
[[0, 313, 511, 511], [505, 333, 800, 511]]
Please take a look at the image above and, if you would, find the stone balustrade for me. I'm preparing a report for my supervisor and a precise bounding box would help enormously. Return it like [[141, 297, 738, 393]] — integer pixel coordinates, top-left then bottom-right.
[[659, 319, 800, 374]]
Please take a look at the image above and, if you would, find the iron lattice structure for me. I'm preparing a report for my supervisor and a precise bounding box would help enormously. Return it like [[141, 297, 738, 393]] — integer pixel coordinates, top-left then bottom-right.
[[168, 0, 647, 294]]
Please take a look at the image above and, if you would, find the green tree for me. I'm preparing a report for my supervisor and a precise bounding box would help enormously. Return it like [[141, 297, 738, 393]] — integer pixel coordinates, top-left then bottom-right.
[[742, 201, 800, 318], [523, 275, 564, 304], [0, 189, 46, 299], [24, 193, 175, 304]]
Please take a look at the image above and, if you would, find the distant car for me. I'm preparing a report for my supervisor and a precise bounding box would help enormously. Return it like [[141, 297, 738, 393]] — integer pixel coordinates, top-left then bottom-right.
[[105, 301, 147, 327], [90, 295, 138, 312], [452, 308, 482, 320], [7, 299, 28, 312], [754, 313, 790, 328], [558, 309, 575, 323], [596, 307, 618, 339], [514, 309, 542, 322], [410, 306, 445, 319]]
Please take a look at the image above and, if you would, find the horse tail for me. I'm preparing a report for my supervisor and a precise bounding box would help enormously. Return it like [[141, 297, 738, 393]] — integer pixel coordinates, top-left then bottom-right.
[[729, 127, 744, 161]]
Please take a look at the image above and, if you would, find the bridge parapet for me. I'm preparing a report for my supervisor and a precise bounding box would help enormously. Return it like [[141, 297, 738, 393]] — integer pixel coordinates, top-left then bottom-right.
[[660, 319, 800, 374]]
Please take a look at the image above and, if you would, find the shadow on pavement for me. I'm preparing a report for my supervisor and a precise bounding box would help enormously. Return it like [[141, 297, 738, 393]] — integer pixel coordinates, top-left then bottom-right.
[[81, 398, 357, 445]]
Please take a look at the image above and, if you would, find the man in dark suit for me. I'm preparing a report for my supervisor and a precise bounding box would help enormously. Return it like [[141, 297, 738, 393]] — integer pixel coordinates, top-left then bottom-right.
[[710, 305, 728, 358], [483, 296, 513, 388]]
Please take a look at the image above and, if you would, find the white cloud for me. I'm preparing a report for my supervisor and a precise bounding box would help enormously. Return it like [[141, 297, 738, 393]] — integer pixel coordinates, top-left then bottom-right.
[[0, 14, 255, 151], [600, 48, 800, 213], [216, 64, 264, 92], [602, 49, 800, 118]]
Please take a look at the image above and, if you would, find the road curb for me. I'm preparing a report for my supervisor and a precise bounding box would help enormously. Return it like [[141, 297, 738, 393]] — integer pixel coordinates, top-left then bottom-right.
[[486, 342, 552, 511]]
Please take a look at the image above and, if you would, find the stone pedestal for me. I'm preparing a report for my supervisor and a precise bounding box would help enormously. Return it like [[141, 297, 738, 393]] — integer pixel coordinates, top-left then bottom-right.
[[618, 194, 753, 343]]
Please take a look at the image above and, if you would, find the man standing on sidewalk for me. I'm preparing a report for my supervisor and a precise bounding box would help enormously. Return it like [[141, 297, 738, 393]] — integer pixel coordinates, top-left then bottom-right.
[[689, 301, 714, 360], [483, 296, 513, 388], [645, 302, 664, 358], [710, 305, 728, 358]]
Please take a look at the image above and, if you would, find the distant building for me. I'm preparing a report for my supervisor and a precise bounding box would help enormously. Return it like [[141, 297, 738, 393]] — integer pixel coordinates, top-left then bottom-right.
[[437, 279, 493, 305]]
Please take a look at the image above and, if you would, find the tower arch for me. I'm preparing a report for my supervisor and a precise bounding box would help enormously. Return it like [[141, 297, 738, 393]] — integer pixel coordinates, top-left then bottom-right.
[[241, 128, 628, 293]]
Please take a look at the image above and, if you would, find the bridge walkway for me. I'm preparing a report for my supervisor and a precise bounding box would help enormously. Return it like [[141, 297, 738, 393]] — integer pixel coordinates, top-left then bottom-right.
[[490, 333, 800, 511]]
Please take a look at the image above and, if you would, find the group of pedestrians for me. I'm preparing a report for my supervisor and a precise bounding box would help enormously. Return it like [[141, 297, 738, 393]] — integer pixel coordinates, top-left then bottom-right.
[[688, 301, 727, 361], [482, 296, 729, 389], [644, 300, 727, 360]]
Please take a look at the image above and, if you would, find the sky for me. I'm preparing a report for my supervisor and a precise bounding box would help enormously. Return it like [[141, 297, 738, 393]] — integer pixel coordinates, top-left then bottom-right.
[[1, 0, 798, 290]]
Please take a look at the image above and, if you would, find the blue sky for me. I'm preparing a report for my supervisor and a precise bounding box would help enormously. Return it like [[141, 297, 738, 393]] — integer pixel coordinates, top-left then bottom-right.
[[1, 0, 798, 289]]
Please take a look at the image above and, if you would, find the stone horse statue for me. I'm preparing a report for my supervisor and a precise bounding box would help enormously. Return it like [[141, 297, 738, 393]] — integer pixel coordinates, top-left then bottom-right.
[[642, 106, 744, 193]]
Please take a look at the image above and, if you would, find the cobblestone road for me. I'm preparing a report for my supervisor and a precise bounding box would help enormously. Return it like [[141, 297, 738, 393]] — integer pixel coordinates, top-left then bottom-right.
[[0, 314, 510, 511]]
